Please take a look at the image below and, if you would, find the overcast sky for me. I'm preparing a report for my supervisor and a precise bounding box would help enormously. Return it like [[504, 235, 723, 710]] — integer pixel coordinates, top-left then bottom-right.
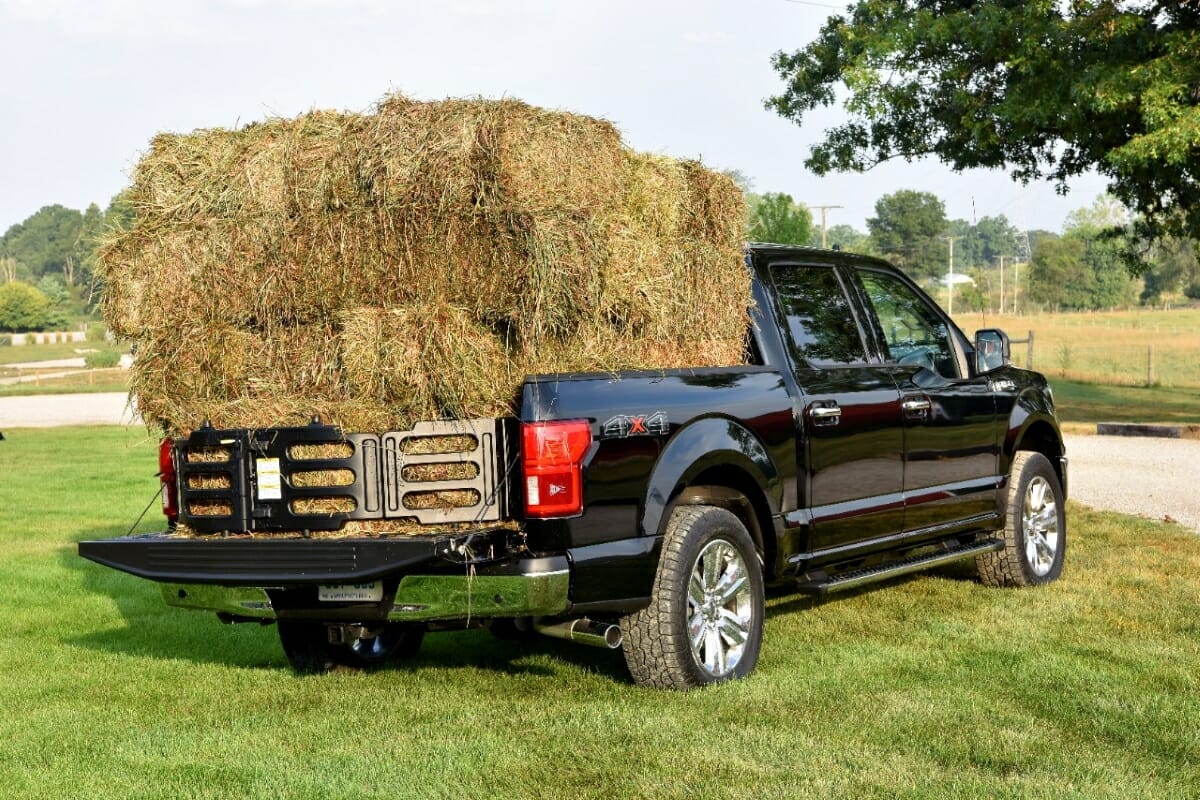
[[0, 0, 1110, 238]]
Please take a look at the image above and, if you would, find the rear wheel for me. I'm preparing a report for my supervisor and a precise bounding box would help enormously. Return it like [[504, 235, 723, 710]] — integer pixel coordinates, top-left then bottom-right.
[[278, 621, 425, 673], [977, 451, 1066, 587], [621, 505, 764, 689]]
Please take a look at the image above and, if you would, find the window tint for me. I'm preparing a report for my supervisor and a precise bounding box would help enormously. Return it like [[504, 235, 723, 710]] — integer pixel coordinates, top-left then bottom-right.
[[857, 269, 960, 379], [770, 265, 867, 367]]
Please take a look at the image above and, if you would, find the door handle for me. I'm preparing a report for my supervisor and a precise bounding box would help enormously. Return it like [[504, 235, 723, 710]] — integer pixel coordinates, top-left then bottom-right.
[[810, 404, 842, 426], [902, 397, 931, 418]]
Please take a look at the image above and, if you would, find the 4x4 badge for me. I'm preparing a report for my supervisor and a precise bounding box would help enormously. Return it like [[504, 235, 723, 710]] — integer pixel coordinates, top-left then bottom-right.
[[602, 411, 669, 439]]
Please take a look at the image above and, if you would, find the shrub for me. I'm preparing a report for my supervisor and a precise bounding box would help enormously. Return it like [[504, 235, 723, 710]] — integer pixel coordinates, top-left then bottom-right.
[[84, 350, 122, 369], [85, 322, 109, 343], [0, 282, 49, 332]]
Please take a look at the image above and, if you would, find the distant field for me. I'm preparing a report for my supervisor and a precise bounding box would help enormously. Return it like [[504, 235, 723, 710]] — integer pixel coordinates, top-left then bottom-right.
[[0, 338, 129, 395], [956, 307, 1200, 388], [6, 307, 1200, 414], [0, 340, 105, 365]]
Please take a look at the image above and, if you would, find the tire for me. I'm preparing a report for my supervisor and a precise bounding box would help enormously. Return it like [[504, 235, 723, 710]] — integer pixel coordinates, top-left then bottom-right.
[[621, 505, 765, 689], [278, 621, 425, 674], [977, 451, 1066, 587]]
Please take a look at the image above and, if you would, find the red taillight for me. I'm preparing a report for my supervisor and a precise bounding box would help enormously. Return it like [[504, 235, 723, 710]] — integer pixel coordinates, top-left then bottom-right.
[[521, 420, 592, 518], [159, 437, 178, 524]]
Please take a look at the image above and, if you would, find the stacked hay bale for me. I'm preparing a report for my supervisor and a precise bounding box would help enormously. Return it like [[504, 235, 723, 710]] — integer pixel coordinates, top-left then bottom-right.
[[100, 94, 749, 435]]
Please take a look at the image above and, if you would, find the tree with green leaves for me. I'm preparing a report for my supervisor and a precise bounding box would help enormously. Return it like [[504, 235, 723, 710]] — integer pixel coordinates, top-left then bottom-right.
[[1029, 235, 1090, 310], [1141, 237, 1200, 304], [0, 205, 84, 282], [0, 281, 50, 332], [69, 203, 105, 290], [972, 216, 1022, 269], [810, 223, 871, 253], [1029, 196, 1139, 309], [36, 275, 71, 330], [767, 1, 1200, 259], [748, 192, 814, 246], [866, 190, 947, 280]]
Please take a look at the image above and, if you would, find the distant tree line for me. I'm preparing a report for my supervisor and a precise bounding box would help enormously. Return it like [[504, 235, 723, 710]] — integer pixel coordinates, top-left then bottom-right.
[[731, 174, 1199, 313], [0, 195, 132, 332]]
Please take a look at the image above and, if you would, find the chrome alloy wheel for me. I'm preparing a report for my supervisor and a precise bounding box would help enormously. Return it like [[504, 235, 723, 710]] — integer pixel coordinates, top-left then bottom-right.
[[1023, 475, 1060, 576], [687, 539, 754, 678]]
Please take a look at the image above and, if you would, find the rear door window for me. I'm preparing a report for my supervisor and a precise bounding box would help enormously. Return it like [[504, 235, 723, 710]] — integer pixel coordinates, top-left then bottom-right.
[[769, 264, 868, 368]]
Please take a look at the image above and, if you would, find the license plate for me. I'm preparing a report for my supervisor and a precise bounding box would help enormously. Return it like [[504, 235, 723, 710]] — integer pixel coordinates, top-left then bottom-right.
[[318, 581, 383, 602]]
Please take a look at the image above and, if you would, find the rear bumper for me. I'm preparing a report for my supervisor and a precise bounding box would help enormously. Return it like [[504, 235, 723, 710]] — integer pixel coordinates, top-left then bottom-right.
[[161, 559, 571, 623]]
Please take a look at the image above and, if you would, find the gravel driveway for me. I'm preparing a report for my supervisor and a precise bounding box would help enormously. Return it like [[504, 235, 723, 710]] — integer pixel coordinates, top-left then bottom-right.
[[1, 394, 1195, 533], [1064, 434, 1200, 534], [0, 392, 137, 428]]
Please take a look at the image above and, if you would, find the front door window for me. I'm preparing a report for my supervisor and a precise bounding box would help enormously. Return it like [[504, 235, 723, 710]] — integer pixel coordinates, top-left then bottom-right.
[[857, 270, 960, 379]]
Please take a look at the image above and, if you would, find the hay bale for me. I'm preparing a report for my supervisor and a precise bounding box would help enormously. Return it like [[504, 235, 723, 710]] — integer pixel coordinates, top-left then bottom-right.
[[102, 93, 750, 437], [340, 304, 519, 424], [361, 96, 626, 339], [133, 111, 362, 221], [102, 111, 386, 332]]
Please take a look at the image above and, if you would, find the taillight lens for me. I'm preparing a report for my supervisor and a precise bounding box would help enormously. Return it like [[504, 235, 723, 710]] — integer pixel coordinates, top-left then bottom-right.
[[159, 437, 178, 524], [521, 420, 592, 518]]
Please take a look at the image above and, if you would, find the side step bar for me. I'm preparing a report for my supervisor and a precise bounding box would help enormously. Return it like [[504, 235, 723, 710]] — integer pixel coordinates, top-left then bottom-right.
[[796, 539, 1003, 596]]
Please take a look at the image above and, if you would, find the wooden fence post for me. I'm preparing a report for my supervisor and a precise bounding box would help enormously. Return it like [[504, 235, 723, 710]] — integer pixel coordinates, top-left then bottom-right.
[[1025, 330, 1034, 370], [1146, 345, 1154, 388]]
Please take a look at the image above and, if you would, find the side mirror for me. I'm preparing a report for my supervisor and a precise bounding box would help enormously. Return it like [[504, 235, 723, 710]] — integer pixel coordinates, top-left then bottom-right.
[[974, 328, 1010, 374]]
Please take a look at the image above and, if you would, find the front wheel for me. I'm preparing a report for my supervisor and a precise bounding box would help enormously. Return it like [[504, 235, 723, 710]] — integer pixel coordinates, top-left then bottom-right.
[[977, 451, 1066, 587], [621, 505, 765, 689]]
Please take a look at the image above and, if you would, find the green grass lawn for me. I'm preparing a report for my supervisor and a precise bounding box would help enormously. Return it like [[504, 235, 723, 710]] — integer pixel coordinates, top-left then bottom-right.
[[1050, 380, 1200, 424], [0, 340, 106, 365], [0, 368, 129, 396], [0, 426, 1197, 798]]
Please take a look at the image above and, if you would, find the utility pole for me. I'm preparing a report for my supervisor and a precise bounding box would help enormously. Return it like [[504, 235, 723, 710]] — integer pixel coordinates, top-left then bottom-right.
[[940, 235, 963, 317], [997, 255, 1013, 314], [807, 205, 844, 248], [1013, 259, 1020, 315]]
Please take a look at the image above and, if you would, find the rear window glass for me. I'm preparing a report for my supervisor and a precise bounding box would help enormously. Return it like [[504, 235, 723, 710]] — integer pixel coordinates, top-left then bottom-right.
[[770, 265, 867, 367]]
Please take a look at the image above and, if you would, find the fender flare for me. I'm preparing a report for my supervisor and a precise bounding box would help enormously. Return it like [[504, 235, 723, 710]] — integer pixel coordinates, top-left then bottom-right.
[[1004, 388, 1066, 490], [641, 416, 782, 540]]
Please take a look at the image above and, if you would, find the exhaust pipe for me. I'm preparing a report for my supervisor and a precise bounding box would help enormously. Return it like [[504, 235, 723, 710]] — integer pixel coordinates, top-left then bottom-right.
[[534, 618, 623, 649]]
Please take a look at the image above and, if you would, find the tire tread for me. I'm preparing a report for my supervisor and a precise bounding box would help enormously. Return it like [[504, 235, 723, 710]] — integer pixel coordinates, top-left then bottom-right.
[[621, 505, 763, 689], [976, 450, 1065, 588]]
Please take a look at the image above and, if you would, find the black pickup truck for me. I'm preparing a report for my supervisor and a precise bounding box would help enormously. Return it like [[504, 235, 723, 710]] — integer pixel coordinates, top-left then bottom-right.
[[80, 244, 1067, 689]]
